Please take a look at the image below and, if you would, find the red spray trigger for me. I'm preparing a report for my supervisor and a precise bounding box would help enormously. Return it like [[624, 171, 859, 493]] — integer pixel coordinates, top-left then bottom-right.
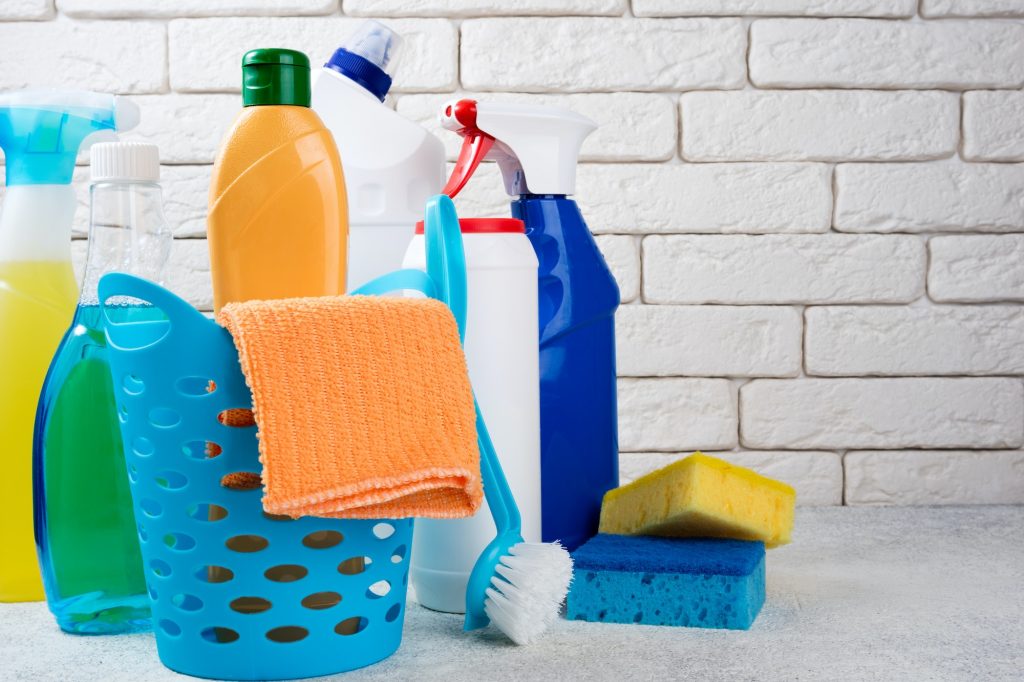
[[440, 99, 495, 199]]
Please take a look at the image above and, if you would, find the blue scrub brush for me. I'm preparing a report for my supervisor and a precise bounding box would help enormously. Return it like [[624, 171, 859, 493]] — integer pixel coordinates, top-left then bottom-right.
[[406, 194, 573, 645], [464, 410, 573, 645]]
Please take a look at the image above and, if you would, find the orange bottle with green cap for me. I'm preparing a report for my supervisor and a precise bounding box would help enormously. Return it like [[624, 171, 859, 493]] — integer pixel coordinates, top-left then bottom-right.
[[208, 48, 348, 312]]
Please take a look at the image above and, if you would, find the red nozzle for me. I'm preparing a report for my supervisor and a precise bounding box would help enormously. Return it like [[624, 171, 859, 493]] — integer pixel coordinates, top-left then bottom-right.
[[440, 99, 495, 199]]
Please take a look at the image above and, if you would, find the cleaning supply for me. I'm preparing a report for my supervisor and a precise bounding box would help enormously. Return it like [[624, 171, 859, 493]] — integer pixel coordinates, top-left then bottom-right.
[[405, 217, 541, 614], [208, 48, 347, 312], [312, 20, 445, 291], [599, 452, 796, 547], [215, 294, 482, 519], [0, 89, 138, 602], [464, 409, 573, 646], [97, 273, 414, 680], [440, 98, 620, 551], [405, 196, 570, 645], [33, 141, 172, 633], [566, 534, 765, 630]]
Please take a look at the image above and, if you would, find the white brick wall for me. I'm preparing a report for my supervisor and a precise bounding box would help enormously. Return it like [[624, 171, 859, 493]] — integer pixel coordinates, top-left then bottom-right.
[[3, 2, 1023, 506]]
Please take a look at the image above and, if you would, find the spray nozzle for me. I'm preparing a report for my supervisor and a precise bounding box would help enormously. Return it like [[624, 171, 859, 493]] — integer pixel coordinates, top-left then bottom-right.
[[440, 98, 597, 199], [0, 89, 139, 186], [324, 20, 402, 102]]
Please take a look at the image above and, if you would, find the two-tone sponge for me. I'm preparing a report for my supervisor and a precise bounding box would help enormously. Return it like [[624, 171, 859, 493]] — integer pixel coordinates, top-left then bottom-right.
[[599, 452, 795, 547], [566, 534, 765, 630]]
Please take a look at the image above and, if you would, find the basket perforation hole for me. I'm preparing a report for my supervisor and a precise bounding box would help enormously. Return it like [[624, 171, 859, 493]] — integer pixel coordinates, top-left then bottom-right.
[[391, 544, 407, 564], [366, 580, 391, 599], [172, 593, 203, 612], [187, 503, 228, 522], [183, 440, 222, 460], [372, 522, 395, 540], [218, 408, 255, 428], [123, 374, 145, 396], [158, 619, 181, 637], [200, 627, 239, 644], [195, 566, 234, 583], [302, 530, 343, 549], [140, 498, 162, 518], [119, 403, 128, 424], [127, 464, 138, 483], [226, 534, 268, 553], [385, 603, 401, 623], [266, 626, 308, 643], [230, 596, 272, 614], [155, 470, 188, 490], [337, 556, 370, 575], [149, 407, 181, 429], [263, 512, 295, 522], [220, 472, 262, 491], [163, 532, 196, 551], [334, 617, 368, 636], [265, 564, 308, 582], [132, 436, 154, 457], [137, 523, 148, 542], [301, 591, 342, 610], [176, 376, 215, 396], [150, 559, 172, 578]]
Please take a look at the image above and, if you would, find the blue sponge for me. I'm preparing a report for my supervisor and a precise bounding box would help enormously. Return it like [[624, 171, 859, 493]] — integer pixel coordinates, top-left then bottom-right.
[[566, 534, 765, 630]]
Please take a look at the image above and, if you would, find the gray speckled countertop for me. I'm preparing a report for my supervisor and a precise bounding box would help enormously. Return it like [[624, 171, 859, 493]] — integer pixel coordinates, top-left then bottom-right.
[[2, 507, 1022, 682]]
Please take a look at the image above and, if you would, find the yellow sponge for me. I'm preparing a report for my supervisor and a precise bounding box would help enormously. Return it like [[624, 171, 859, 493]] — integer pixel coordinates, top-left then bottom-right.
[[599, 453, 796, 547]]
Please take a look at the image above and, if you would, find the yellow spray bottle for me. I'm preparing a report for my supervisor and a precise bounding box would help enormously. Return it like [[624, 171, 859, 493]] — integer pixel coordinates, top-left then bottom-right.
[[0, 90, 138, 602]]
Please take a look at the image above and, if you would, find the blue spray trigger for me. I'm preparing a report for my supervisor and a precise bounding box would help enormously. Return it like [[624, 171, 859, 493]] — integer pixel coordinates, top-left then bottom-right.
[[0, 90, 136, 186]]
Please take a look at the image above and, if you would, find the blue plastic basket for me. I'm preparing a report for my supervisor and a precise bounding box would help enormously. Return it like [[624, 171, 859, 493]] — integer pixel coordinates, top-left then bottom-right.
[[98, 273, 413, 681]]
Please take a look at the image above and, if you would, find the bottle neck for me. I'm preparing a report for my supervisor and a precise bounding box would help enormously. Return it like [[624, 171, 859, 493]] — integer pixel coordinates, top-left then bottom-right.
[[0, 184, 77, 263], [82, 181, 172, 305]]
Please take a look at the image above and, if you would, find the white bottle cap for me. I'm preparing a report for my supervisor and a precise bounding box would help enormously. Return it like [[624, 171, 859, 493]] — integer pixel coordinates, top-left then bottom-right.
[[90, 140, 160, 183], [340, 20, 402, 76]]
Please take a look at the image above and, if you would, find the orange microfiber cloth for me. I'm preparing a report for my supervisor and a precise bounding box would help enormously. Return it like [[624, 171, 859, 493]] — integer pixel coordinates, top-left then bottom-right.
[[216, 294, 482, 520]]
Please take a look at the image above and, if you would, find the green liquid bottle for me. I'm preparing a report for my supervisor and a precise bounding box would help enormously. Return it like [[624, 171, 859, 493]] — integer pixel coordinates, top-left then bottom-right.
[[33, 141, 172, 633]]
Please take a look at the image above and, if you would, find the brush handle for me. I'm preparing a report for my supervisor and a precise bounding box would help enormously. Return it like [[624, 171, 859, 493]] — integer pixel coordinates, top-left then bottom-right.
[[423, 194, 467, 343], [358, 195, 523, 539], [474, 398, 523, 535], [423, 195, 523, 536]]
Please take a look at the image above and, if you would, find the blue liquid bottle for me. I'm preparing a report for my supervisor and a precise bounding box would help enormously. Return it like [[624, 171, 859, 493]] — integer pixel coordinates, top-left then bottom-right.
[[440, 99, 620, 550], [513, 195, 619, 551], [34, 141, 172, 633]]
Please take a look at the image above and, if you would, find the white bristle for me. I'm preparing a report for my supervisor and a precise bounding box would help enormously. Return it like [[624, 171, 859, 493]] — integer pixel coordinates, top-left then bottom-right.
[[483, 541, 574, 645]]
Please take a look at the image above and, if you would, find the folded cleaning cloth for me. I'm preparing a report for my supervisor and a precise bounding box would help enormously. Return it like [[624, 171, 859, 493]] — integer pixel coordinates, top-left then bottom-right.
[[216, 294, 482, 519]]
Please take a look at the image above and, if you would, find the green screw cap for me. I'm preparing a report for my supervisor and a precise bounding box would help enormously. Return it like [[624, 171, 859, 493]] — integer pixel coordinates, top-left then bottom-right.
[[242, 48, 311, 107]]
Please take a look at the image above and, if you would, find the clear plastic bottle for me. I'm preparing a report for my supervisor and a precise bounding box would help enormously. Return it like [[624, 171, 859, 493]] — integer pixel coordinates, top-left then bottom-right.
[[33, 141, 172, 633]]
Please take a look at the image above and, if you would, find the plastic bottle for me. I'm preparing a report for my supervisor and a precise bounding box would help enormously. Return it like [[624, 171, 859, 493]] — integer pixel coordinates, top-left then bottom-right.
[[405, 217, 540, 614], [33, 142, 172, 633], [0, 90, 138, 602], [208, 48, 347, 311], [440, 99, 620, 552], [312, 20, 445, 291]]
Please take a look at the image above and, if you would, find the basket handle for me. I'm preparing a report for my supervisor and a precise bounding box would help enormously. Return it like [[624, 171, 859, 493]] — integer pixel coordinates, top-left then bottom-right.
[[98, 273, 207, 351]]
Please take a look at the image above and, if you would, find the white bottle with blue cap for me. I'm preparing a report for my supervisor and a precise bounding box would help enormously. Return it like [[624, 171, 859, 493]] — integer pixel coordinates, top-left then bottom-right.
[[312, 20, 446, 291]]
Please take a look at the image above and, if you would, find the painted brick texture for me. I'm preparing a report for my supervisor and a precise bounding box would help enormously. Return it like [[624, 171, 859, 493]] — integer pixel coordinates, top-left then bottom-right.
[[3, 3, 1022, 507]]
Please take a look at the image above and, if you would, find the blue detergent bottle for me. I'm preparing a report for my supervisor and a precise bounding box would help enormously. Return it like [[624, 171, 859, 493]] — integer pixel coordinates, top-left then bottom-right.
[[440, 99, 619, 551], [34, 141, 172, 633]]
